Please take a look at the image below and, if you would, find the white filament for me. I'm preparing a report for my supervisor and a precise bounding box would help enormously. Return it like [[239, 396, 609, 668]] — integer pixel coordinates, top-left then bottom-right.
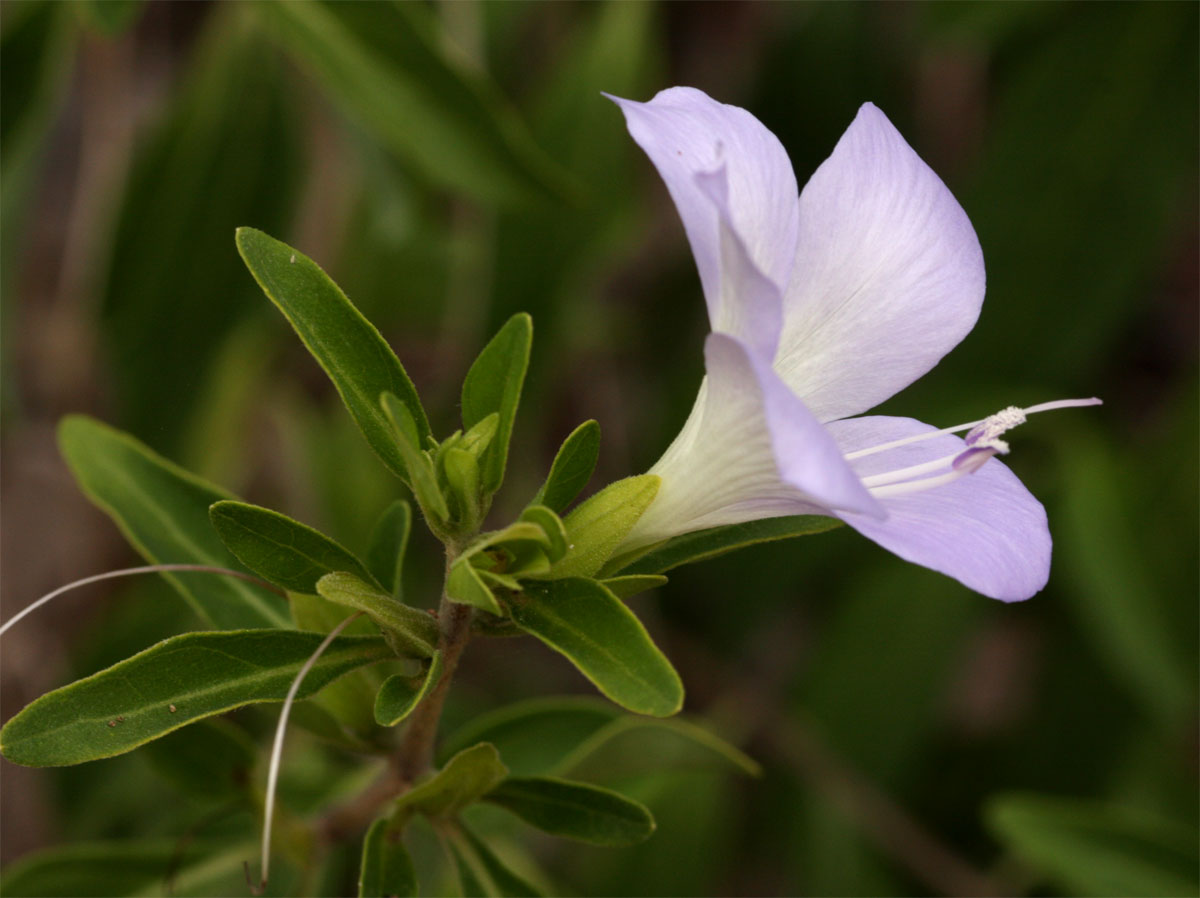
[[860, 451, 963, 488], [844, 398, 1101, 461], [868, 467, 973, 499], [0, 565, 282, 638], [257, 612, 363, 891]]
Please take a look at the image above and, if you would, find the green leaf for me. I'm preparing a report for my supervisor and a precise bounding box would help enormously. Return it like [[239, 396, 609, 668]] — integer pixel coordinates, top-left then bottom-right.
[[79, 0, 143, 34], [600, 574, 668, 599], [486, 777, 655, 846], [986, 793, 1199, 898], [255, 0, 578, 207], [98, 17, 298, 450], [1057, 430, 1194, 727], [553, 716, 761, 781], [551, 475, 660, 579], [446, 824, 542, 897], [209, 500, 376, 594], [316, 572, 439, 658], [519, 506, 568, 563], [462, 313, 533, 496], [359, 816, 418, 898], [235, 227, 430, 481], [375, 652, 443, 727], [366, 500, 412, 600], [0, 839, 254, 898], [381, 391, 451, 524], [2, 2, 74, 277], [505, 578, 682, 717], [57, 415, 287, 629], [443, 446, 482, 529], [438, 697, 620, 775], [141, 717, 256, 800], [447, 558, 503, 616], [0, 629, 391, 767], [533, 420, 600, 514], [607, 515, 842, 577], [393, 743, 508, 821]]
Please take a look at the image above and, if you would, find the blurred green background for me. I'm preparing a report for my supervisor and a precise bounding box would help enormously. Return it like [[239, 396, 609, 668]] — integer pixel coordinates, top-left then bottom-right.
[[1, 1, 1196, 896]]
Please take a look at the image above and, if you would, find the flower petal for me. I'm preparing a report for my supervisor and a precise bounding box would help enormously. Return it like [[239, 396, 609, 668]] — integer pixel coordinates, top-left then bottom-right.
[[775, 103, 986, 422], [609, 87, 799, 346], [622, 334, 881, 551], [694, 166, 782, 358], [828, 416, 1051, 602]]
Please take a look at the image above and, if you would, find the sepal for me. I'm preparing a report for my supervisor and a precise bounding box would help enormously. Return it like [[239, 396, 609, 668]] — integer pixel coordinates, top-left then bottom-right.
[[549, 475, 660, 578]]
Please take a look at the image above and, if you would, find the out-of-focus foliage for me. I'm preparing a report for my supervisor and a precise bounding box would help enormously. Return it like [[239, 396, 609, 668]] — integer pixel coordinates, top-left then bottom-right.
[[2, 1, 1196, 896]]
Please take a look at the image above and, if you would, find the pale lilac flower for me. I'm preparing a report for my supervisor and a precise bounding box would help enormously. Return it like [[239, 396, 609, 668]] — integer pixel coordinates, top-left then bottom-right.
[[610, 87, 1098, 601]]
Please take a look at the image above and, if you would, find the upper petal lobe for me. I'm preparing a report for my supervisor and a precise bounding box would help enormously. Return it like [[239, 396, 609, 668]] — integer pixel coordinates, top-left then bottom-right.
[[609, 87, 800, 347], [776, 104, 986, 422]]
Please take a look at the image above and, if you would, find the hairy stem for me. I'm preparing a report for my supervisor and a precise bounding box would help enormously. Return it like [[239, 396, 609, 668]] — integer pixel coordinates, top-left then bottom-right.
[[320, 550, 474, 842], [395, 590, 474, 784]]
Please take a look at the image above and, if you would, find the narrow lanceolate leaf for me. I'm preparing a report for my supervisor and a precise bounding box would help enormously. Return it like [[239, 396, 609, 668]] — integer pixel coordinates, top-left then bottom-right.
[[505, 579, 682, 717], [532, 420, 601, 514], [97, 18, 298, 450], [600, 574, 668, 599], [359, 817, 417, 898], [607, 515, 841, 577], [375, 652, 443, 727], [316, 573, 438, 658], [986, 793, 1200, 898], [462, 313, 533, 496], [366, 500, 412, 600], [209, 500, 376, 594], [486, 777, 655, 846], [447, 824, 542, 897], [0, 630, 391, 767], [553, 716, 762, 781], [550, 475, 660, 579], [57, 415, 287, 629], [255, 0, 578, 207], [438, 697, 620, 775], [0, 839, 252, 898], [235, 227, 430, 480], [393, 743, 508, 821]]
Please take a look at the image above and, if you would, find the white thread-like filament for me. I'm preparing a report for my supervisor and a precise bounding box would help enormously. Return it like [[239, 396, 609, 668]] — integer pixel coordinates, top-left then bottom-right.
[[0, 565, 283, 638], [256, 612, 364, 892], [844, 398, 1101, 461]]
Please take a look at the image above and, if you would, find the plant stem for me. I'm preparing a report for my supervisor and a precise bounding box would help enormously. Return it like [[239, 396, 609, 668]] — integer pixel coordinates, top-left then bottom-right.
[[395, 591, 473, 784], [318, 551, 474, 842]]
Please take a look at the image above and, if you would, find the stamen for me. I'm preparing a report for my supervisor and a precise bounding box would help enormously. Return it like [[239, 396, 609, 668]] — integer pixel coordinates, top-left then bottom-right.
[[868, 466, 974, 498], [861, 451, 962, 488], [255, 612, 364, 893], [843, 398, 1101, 460]]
